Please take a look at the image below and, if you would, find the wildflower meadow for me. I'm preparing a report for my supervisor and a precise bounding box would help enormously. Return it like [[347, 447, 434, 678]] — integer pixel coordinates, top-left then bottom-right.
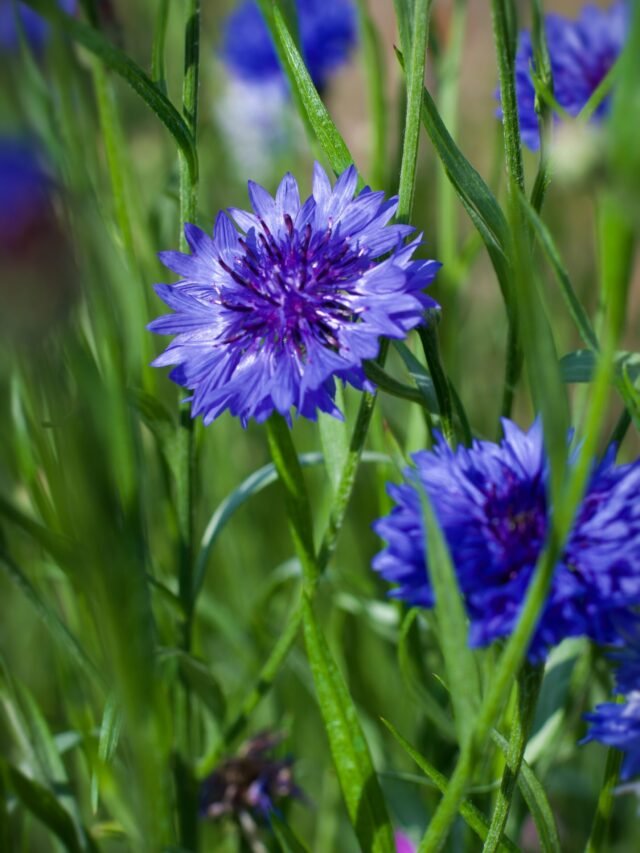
[[2, 1, 640, 851]]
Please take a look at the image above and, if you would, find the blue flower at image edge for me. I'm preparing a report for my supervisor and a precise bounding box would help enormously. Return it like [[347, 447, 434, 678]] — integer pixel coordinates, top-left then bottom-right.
[[584, 626, 640, 781], [372, 420, 640, 662], [510, 1, 628, 150], [221, 0, 357, 91], [149, 163, 440, 426], [0, 0, 76, 53], [0, 137, 51, 249]]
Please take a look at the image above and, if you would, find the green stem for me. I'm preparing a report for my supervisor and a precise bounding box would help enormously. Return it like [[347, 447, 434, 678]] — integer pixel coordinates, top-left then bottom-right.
[[151, 0, 170, 95], [584, 746, 623, 853], [492, 0, 525, 420], [418, 323, 455, 445], [179, 0, 200, 245], [483, 666, 543, 853], [397, 0, 433, 223]]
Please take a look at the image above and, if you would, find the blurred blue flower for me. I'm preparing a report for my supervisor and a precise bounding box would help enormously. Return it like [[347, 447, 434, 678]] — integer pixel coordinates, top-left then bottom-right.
[[510, 1, 628, 150], [373, 420, 640, 662], [0, 0, 75, 53], [584, 630, 640, 780], [149, 163, 439, 426], [221, 0, 357, 91], [200, 731, 300, 822], [0, 136, 50, 251]]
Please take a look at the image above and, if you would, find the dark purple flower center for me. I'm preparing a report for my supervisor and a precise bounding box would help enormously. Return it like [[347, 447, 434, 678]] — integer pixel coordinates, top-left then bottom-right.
[[484, 473, 547, 576], [217, 214, 374, 356]]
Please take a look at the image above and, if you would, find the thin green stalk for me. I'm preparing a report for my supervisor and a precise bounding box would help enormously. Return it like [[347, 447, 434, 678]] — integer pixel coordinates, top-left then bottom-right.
[[151, 0, 170, 95], [492, 0, 524, 419], [530, 0, 552, 213], [483, 666, 543, 853], [418, 323, 455, 445], [356, 0, 387, 189], [178, 0, 200, 244], [397, 0, 433, 223], [584, 745, 623, 853]]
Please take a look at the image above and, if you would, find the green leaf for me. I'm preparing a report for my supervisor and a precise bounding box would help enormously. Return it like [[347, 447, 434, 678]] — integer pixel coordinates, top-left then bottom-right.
[[491, 730, 562, 853], [22, 1, 197, 181], [302, 599, 395, 853], [3, 760, 89, 853], [419, 487, 479, 747], [518, 195, 598, 351], [559, 349, 640, 384], [392, 341, 440, 412], [91, 696, 123, 812], [382, 719, 518, 852], [318, 386, 349, 495], [263, 1, 354, 174]]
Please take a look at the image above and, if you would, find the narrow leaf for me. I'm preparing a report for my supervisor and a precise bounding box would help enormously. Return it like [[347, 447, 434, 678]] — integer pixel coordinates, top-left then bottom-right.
[[419, 487, 479, 746], [302, 599, 395, 853], [382, 719, 518, 852]]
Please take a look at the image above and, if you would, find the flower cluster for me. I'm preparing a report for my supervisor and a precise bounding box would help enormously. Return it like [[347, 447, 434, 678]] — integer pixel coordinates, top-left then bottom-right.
[[150, 163, 440, 426], [373, 420, 640, 662], [584, 630, 640, 781], [512, 1, 628, 150], [221, 0, 357, 92], [199, 731, 300, 822]]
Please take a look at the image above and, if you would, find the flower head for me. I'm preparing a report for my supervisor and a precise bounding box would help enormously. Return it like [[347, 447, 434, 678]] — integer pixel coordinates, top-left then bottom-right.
[[0, 137, 51, 251], [221, 0, 357, 91], [0, 0, 75, 54], [372, 419, 640, 662], [584, 626, 640, 780], [510, 1, 628, 150], [149, 163, 440, 426], [200, 731, 300, 822]]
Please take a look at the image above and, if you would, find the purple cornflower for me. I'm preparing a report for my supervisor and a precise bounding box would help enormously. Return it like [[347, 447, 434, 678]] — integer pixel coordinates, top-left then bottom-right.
[[0, 0, 75, 53], [510, 1, 628, 150], [584, 625, 640, 781], [149, 164, 440, 426], [221, 0, 357, 92], [372, 420, 640, 662], [200, 731, 300, 822]]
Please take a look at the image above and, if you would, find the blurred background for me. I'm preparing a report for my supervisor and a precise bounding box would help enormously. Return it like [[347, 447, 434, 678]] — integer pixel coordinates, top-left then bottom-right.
[[1, 0, 638, 850]]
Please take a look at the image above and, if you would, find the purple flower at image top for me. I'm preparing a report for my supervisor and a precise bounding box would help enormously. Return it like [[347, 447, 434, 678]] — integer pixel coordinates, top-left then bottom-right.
[[510, 1, 629, 150], [221, 0, 357, 92], [0, 136, 51, 251], [200, 731, 301, 822], [372, 419, 640, 662], [149, 163, 440, 426], [584, 625, 640, 781], [0, 0, 75, 53]]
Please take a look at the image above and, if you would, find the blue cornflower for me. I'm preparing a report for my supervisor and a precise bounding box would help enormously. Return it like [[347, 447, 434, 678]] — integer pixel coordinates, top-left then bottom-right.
[[200, 732, 300, 822], [0, 0, 75, 53], [372, 420, 640, 662], [149, 163, 440, 426], [511, 1, 628, 151], [221, 0, 357, 92], [584, 629, 640, 780], [0, 137, 51, 251]]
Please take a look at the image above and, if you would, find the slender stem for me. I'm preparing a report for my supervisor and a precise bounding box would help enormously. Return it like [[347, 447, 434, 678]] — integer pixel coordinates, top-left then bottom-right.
[[179, 0, 200, 249], [492, 0, 525, 420], [151, 0, 170, 95], [483, 665, 543, 853], [397, 0, 433, 224], [418, 322, 455, 445], [584, 746, 623, 853]]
